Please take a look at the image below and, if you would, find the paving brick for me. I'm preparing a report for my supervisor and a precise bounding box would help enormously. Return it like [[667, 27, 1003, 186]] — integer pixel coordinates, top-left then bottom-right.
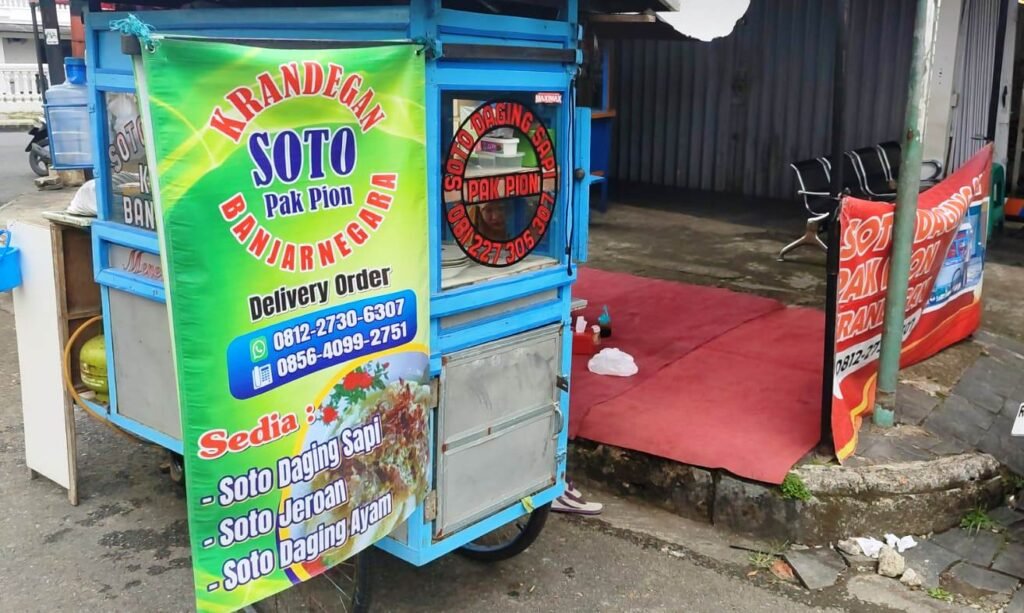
[[926, 438, 969, 456], [981, 343, 1022, 365], [903, 541, 962, 589], [977, 330, 1024, 357], [897, 385, 941, 426], [931, 529, 1003, 566], [953, 373, 1007, 414], [992, 543, 1024, 579], [978, 429, 1024, 477], [858, 437, 934, 463], [978, 358, 1021, 397], [978, 359, 1024, 399], [989, 506, 1024, 528], [923, 395, 995, 447], [947, 562, 1019, 596], [1007, 588, 1024, 613], [784, 548, 846, 591]]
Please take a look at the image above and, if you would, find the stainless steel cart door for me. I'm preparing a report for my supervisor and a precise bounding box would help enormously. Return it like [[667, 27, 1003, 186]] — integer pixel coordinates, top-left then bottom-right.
[[436, 325, 563, 537]]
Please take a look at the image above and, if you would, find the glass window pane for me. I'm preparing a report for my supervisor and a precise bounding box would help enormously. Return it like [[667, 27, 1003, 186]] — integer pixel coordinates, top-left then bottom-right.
[[104, 92, 155, 232], [439, 91, 562, 288]]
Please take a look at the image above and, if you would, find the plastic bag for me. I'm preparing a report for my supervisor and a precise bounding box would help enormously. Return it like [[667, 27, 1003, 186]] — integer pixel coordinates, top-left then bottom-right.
[[66, 179, 97, 216], [588, 348, 638, 377]]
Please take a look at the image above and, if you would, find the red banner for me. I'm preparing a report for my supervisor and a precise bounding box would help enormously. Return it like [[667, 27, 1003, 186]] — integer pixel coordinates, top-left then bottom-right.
[[832, 145, 991, 460]]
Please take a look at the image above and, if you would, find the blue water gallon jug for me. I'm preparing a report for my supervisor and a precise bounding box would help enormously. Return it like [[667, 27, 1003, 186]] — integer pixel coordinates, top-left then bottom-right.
[[45, 58, 93, 169]]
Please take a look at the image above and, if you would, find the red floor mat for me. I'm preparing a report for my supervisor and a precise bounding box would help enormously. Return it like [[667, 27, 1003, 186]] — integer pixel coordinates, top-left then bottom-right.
[[571, 270, 825, 484], [569, 268, 784, 437]]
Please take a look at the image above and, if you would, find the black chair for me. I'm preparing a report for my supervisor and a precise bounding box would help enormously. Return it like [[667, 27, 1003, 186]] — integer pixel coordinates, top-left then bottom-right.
[[877, 140, 943, 190], [840, 152, 870, 198], [848, 147, 896, 200], [779, 158, 835, 261], [819, 154, 872, 199]]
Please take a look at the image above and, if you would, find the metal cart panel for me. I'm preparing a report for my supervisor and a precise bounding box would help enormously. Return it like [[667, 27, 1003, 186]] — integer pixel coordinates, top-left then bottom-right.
[[436, 324, 562, 537], [107, 290, 181, 439]]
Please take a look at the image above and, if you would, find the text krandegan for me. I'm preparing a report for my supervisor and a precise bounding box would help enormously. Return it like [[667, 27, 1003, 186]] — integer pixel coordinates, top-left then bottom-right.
[[208, 61, 387, 142]]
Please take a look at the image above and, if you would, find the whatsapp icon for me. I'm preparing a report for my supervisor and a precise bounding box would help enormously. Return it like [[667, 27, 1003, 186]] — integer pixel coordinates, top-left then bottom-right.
[[250, 337, 269, 363]]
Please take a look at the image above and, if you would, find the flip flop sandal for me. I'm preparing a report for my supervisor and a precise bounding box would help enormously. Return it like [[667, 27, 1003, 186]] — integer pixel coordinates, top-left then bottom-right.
[[552, 494, 603, 515], [564, 479, 588, 499], [553, 481, 604, 515]]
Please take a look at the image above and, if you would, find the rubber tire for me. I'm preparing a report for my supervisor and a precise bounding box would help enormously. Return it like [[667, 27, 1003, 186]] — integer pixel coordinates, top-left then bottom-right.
[[29, 151, 48, 177], [168, 452, 185, 487], [457, 504, 551, 563]]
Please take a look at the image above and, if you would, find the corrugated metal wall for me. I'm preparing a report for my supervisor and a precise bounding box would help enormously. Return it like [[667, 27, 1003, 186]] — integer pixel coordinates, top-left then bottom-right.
[[948, 0, 1000, 171], [609, 0, 917, 200]]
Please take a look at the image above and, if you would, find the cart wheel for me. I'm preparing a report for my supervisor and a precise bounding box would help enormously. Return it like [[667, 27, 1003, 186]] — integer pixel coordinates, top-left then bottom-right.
[[321, 550, 372, 613], [254, 551, 371, 612], [457, 504, 551, 562], [168, 452, 185, 486]]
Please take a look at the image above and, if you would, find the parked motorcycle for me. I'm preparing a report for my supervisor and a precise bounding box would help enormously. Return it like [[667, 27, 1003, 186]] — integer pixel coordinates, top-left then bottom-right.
[[26, 117, 50, 177]]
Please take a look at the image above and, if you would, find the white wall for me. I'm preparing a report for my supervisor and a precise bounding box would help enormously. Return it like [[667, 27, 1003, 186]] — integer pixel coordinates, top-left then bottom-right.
[[2, 36, 36, 64]]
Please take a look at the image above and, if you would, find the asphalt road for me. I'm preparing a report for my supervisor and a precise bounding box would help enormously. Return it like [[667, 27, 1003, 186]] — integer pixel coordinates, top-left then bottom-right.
[[0, 303, 870, 613], [0, 130, 39, 207]]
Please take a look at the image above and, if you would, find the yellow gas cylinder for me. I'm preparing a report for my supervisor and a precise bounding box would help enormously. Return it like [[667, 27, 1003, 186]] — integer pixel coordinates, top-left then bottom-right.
[[79, 334, 108, 402]]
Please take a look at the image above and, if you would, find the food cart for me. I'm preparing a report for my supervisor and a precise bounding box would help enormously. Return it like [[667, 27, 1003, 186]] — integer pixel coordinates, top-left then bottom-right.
[[63, 0, 652, 609]]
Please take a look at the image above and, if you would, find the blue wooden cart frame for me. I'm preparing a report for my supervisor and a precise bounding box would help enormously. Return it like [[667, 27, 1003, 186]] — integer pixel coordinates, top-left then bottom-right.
[[84, 0, 591, 567]]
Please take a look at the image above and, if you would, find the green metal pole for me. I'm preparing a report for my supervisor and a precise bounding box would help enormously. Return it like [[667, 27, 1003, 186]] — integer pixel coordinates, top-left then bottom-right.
[[874, 0, 941, 427]]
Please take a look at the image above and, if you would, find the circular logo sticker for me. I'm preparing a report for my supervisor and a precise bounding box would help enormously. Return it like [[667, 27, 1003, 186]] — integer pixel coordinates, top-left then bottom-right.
[[442, 100, 558, 267]]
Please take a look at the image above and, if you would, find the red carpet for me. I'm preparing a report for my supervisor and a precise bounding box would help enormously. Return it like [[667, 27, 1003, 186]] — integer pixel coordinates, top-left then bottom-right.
[[571, 268, 825, 484]]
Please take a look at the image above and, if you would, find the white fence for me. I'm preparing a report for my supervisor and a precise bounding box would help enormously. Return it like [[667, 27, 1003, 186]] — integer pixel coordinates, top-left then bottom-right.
[[0, 0, 70, 26], [0, 64, 47, 114]]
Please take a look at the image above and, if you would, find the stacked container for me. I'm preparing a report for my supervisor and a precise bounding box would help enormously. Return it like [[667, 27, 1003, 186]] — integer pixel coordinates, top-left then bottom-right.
[[45, 57, 94, 169]]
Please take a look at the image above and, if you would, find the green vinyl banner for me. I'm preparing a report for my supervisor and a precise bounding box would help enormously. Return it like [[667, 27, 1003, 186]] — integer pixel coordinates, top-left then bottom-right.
[[137, 39, 429, 611]]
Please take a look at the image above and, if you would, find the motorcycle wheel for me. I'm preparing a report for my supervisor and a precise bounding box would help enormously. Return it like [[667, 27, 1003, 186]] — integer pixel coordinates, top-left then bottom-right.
[[29, 151, 49, 177]]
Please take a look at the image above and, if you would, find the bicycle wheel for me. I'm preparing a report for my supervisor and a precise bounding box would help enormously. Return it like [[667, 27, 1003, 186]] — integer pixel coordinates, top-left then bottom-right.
[[317, 551, 372, 613], [457, 504, 551, 563], [254, 551, 371, 613]]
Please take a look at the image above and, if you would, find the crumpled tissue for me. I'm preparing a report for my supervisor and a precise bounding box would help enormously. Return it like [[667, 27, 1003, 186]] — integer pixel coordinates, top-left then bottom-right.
[[853, 534, 918, 558]]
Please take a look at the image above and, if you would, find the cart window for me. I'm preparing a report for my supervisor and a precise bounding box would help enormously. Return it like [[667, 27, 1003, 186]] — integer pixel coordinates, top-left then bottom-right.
[[440, 92, 563, 290], [104, 92, 155, 233]]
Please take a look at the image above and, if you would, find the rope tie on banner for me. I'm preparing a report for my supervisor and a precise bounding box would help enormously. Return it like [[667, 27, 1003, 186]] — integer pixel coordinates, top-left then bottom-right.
[[414, 37, 439, 59], [109, 14, 158, 52]]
